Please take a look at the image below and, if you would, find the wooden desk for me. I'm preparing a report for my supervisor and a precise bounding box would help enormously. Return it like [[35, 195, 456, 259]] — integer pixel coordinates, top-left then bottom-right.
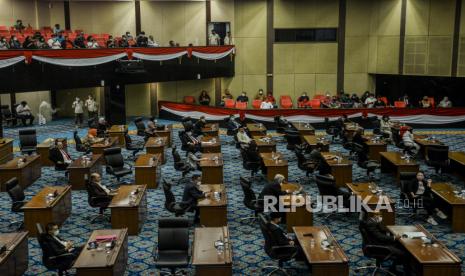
[[431, 183, 465, 233], [246, 123, 267, 136], [202, 123, 219, 137], [145, 136, 167, 164], [302, 135, 330, 152], [200, 153, 224, 184], [134, 154, 161, 189], [293, 226, 349, 276], [91, 137, 117, 156], [448, 151, 465, 179], [22, 185, 72, 237], [0, 232, 28, 276], [154, 124, 172, 147], [252, 135, 277, 153], [73, 229, 128, 276], [192, 227, 232, 276], [260, 152, 288, 182], [292, 122, 315, 136], [346, 183, 396, 225], [0, 155, 41, 192], [0, 138, 14, 164], [108, 125, 127, 147], [68, 154, 103, 190], [282, 193, 312, 232], [379, 152, 419, 184], [388, 225, 461, 276], [37, 138, 68, 166], [198, 184, 227, 227], [362, 135, 387, 161], [414, 135, 445, 157], [201, 136, 221, 153], [321, 152, 352, 188], [344, 122, 362, 140], [109, 185, 147, 235]]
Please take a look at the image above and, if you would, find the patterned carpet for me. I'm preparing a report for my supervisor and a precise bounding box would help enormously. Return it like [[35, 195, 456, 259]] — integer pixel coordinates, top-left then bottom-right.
[[1, 119, 465, 275]]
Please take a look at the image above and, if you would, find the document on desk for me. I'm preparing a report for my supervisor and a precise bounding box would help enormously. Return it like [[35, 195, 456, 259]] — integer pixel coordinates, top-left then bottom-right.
[[402, 232, 426, 239]]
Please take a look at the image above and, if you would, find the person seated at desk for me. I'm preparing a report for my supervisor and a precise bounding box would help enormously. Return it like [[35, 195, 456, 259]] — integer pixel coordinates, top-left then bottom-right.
[[352, 128, 367, 146], [407, 171, 447, 225], [360, 211, 410, 274], [309, 145, 331, 175], [96, 117, 109, 137], [237, 127, 252, 145], [44, 223, 83, 261], [419, 96, 432, 108], [255, 89, 265, 101], [145, 121, 157, 136], [258, 174, 288, 214], [199, 90, 211, 106], [82, 128, 104, 147], [245, 140, 261, 162], [187, 152, 207, 171], [380, 115, 393, 140], [193, 116, 207, 136], [268, 212, 297, 246], [260, 98, 274, 109], [227, 114, 242, 132], [182, 174, 211, 224], [16, 101, 35, 126], [49, 140, 73, 170], [181, 130, 202, 152], [90, 173, 117, 196], [401, 129, 420, 154]]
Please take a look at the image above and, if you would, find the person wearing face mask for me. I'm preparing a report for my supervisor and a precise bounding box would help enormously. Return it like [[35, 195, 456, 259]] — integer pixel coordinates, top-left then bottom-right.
[[182, 174, 211, 223], [72, 97, 84, 128], [9, 35, 22, 49], [380, 115, 393, 139], [236, 127, 252, 145], [0, 36, 9, 49], [43, 222, 83, 262], [407, 171, 447, 225], [49, 141, 73, 170], [237, 92, 249, 103], [255, 89, 265, 101], [193, 116, 207, 136], [360, 211, 410, 274], [180, 129, 202, 152]]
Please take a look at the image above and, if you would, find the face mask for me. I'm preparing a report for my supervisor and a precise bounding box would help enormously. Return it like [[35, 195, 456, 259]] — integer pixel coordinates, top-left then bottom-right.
[[53, 229, 59, 236], [13, 38, 17, 41]]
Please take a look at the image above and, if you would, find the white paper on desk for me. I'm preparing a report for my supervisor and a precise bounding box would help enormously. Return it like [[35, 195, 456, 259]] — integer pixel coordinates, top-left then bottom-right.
[[403, 232, 426, 239]]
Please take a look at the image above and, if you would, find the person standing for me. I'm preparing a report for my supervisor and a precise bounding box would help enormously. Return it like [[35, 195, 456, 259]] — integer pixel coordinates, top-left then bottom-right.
[[72, 97, 84, 128], [208, 30, 220, 46], [224, 31, 231, 45], [85, 95, 98, 120]]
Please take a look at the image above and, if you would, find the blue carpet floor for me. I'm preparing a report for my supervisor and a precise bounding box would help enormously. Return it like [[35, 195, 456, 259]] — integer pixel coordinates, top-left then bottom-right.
[[1, 119, 465, 275]]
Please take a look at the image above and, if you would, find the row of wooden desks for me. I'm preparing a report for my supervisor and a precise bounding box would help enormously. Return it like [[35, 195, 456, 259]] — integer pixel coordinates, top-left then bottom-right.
[[302, 135, 330, 152], [252, 135, 277, 153], [0, 232, 29, 276], [321, 152, 352, 188], [379, 151, 419, 183], [145, 136, 167, 164], [260, 152, 288, 182], [0, 155, 41, 192], [361, 135, 387, 161], [201, 123, 219, 137], [200, 153, 224, 184], [291, 122, 315, 136]]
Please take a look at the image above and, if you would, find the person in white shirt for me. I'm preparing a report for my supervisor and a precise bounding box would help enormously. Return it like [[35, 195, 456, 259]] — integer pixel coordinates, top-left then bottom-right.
[[85, 95, 98, 120], [148, 35, 159, 47], [380, 115, 393, 140], [72, 97, 84, 127], [236, 127, 252, 145], [364, 94, 377, 108], [86, 37, 99, 48], [0, 36, 8, 49], [16, 101, 34, 126], [47, 34, 61, 49], [402, 129, 420, 153], [260, 99, 274, 109], [208, 30, 220, 46], [438, 96, 452, 108], [53, 24, 62, 35], [224, 31, 231, 45]]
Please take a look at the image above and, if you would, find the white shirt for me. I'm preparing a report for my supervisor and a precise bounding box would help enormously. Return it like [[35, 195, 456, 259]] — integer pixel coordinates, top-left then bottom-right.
[[224, 36, 231, 45], [0, 41, 8, 49], [96, 181, 111, 195], [72, 100, 84, 114], [364, 97, 376, 108], [16, 104, 31, 115], [402, 131, 414, 145], [85, 99, 98, 112], [438, 100, 452, 108], [87, 41, 99, 48], [260, 101, 274, 109], [416, 182, 425, 195], [237, 131, 251, 144], [148, 39, 159, 47], [51, 40, 62, 49], [208, 33, 220, 45]]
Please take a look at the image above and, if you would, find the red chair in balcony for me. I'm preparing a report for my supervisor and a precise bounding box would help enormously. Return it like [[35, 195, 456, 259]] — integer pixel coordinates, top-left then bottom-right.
[[224, 99, 235, 108], [379, 97, 388, 106], [394, 101, 406, 108], [252, 100, 262, 109], [309, 99, 321, 109], [236, 101, 247, 109], [183, 96, 196, 104], [314, 94, 326, 101], [280, 96, 293, 108]]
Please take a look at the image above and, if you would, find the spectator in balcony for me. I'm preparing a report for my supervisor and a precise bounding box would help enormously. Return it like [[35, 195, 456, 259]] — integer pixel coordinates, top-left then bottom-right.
[[224, 31, 231, 45], [208, 29, 220, 46], [56, 32, 65, 44], [86, 36, 99, 48], [223, 89, 233, 100], [136, 31, 148, 47], [169, 40, 176, 47], [125, 31, 133, 40], [399, 94, 411, 107], [364, 94, 377, 108], [106, 36, 115, 48], [237, 92, 249, 103], [119, 35, 129, 48], [374, 97, 386, 108], [32, 31, 43, 41], [255, 89, 265, 101], [199, 90, 211, 106], [260, 98, 274, 109], [74, 32, 86, 48], [9, 35, 22, 49], [298, 92, 309, 105], [148, 35, 159, 47], [23, 36, 36, 49], [419, 96, 432, 108], [438, 96, 452, 108], [328, 96, 341, 109], [14, 20, 25, 32], [62, 35, 74, 49], [360, 91, 370, 104], [266, 92, 276, 105], [53, 24, 62, 34], [0, 36, 9, 49]]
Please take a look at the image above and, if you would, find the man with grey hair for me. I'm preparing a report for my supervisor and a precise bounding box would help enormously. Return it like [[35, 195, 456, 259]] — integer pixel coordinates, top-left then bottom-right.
[[258, 174, 287, 215]]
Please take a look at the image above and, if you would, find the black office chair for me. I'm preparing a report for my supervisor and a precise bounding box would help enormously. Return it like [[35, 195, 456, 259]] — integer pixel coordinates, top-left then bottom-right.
[[19, 129, 37, 155], [162, 179, 190, 217], [181, 119, 193, 132], [315, 174, 351, 216], [274, 116, 287, 134], [73, 131, 91, 154], [134, 117, 146, 137], [353, 143, 380, 180], [258, 213, 297, 275], [85, 180, 112, 222], [6, 177, 25, 230], [153, 218, 190, 276], [239, 177, 262, 222], [398, 172, 422, 217], [354, 222, 397, 276], [324, 117, 339, 142], [1, 105, 16, 127], [425, 145, 450, 176], [295, 148, 317, 178], [240, 148, 261, 178], [178, 131, 198, 155], [224, 117, 237, 145], [36, 223, 76, 276], [284, 130, 301, 150], [103, 147, 132, 182], [124, 133, 144, 159], [172, 146, 192, 178]]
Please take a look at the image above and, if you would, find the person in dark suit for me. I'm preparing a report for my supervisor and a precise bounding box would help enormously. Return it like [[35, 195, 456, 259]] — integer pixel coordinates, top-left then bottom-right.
[[352, 129, 367, 145], [182, 175, 211, 223], [360, 212, 410, 274], [193, 116, 206, 136], [227, 114, 242, 134], [406, 171, 447, 225], [245, 140, 261, 162], [180, 130, 202, 152], [258, 174, 287, 213], [43, 223, 83, 261], [309, 145, 331, 175], [236, 92, 249, 103], [49, 141, 73, 170], [268, 212, 295, 246]]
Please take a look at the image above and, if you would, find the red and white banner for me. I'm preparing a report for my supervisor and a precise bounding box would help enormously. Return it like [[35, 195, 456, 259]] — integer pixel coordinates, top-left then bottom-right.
[[159, 101, 465, 125], [0, 46, 235, 68]]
